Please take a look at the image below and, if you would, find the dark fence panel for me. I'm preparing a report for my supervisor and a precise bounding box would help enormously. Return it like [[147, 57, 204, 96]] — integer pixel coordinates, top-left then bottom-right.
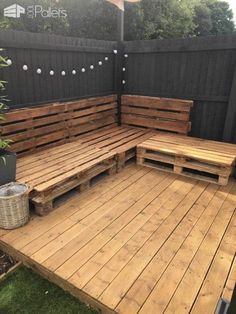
[[1, 31, 236, 143], [0, 30, 117, 109], [123, 35, 236, 143]]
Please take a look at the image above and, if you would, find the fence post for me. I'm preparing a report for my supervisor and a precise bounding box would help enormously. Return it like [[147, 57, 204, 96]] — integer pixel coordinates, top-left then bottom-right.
[[223, 66, 236, 143], [114, 41, 124, 125]]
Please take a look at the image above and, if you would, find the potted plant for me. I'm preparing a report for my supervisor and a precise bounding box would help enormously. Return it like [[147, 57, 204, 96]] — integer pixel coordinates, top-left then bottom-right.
[[0, 51, 16, 186]]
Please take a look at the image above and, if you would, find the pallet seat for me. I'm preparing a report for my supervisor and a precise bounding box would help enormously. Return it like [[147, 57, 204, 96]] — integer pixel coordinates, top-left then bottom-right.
[[16, 142, 116, 215], [77, 126, 155, 171], [137, 133, 236, 185]]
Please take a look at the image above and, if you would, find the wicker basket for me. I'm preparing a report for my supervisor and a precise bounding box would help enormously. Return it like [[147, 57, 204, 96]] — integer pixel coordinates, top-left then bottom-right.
[[0, 183, 29, 230]]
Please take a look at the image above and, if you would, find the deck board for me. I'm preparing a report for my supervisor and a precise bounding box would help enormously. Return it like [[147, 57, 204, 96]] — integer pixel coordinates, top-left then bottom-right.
[[0, 165, 235, 314]]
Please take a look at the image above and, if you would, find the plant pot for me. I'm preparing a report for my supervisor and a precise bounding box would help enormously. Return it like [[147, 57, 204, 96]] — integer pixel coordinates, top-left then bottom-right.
[[0, 150, 17, 186]]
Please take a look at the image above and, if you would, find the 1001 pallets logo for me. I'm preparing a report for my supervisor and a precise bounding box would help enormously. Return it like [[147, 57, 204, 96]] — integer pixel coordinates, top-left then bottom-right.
[[4, 3, 67, 19]]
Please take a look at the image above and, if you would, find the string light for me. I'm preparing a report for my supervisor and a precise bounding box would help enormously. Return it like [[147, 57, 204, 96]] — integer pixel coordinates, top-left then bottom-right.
[[6, 59, 12, 66], [9, 54, 114, 76], [123, 67, 126, 72], [122, 80, 126, 84], [124, 54, 128, 58]]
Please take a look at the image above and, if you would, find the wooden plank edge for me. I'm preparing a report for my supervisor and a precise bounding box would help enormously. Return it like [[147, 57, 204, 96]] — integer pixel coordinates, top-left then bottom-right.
[[0, 240, 117, 314], [0, 261, 22, 283]]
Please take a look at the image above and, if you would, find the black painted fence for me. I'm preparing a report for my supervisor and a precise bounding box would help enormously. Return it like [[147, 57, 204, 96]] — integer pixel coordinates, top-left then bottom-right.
[[123, 36, 236, 143], [1, 30, 236, 143], [0, 30, 117, 108]]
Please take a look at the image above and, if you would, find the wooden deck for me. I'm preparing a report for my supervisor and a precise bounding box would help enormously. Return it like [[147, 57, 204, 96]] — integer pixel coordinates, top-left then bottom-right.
[[0, 165, 235, 314]]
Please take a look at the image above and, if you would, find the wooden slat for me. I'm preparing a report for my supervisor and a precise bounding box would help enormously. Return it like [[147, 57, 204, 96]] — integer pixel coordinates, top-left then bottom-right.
[[122, 114, 190, 134], [222, 257, 236, 302], [122, 105, 190, 121], [122, 95, 193, 112], [191, 214, 236, 314]]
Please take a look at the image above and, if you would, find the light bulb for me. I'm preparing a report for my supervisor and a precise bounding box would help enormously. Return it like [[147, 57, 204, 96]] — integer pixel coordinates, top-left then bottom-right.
[[50, 70, 54, 76], [61, 70, 66, 76], [105, 57, 109, 61], [81, 68, 86, 73], [36, 68, 42, 74], [6, 59, 12, 66], [113, 50, 118, 54], [124, 54, 128, 58], [90, 65, 94, 70], [23, 65, 28, 71], [98, 61, 102, 66], [72, 70, 76, 75]]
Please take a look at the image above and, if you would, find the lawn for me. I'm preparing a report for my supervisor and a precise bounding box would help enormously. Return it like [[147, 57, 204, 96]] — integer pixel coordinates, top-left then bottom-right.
[[0, 266, 99, 314]]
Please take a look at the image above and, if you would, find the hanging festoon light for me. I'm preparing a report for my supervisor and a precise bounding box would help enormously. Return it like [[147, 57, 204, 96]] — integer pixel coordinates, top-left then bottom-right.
[[98, 61, 103, 66], [81, 67, 86, 73], [72, 69, 76, 75], [113, 49, 118, 54], [105, 57, 109, 61], [6, 59, 12, 66], [123, 67, 126, 72], [124, 54, 128, 58], [90, 65, 94, 70], [22, 64, 28, 71], [50, 70, 54, 76], [61, 70, 66, 76], [36, 68, 42, 74]]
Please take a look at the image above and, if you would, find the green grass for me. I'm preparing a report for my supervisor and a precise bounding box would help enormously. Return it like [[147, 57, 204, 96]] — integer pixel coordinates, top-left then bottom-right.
[[0, 267, 99, 314]]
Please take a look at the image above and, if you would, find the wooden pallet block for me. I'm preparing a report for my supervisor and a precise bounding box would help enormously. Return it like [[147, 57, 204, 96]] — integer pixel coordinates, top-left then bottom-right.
[[137, 138, 236, 185]]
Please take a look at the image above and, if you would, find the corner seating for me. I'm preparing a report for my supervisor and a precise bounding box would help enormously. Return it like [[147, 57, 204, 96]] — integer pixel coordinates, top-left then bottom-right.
[[3, 94, 235, 215], [2, 95, 159, 215]]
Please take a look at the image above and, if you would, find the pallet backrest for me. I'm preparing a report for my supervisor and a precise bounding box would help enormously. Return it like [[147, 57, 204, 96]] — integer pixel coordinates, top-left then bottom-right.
[[1, 95, 117, 155], [65, 95, 117, 139], [121, 95, 193, 134]]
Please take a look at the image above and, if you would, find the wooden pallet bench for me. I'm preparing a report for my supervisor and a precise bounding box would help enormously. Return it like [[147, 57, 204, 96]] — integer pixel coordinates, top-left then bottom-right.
[[77, 126, 155, 171], [137, 134, 236, 185], [16, 142, 116, 215], [1, 95, 118, 215]]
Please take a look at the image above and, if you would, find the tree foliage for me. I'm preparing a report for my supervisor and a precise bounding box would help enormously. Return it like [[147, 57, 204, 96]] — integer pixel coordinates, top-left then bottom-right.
[[0, 0, 234, 40]]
